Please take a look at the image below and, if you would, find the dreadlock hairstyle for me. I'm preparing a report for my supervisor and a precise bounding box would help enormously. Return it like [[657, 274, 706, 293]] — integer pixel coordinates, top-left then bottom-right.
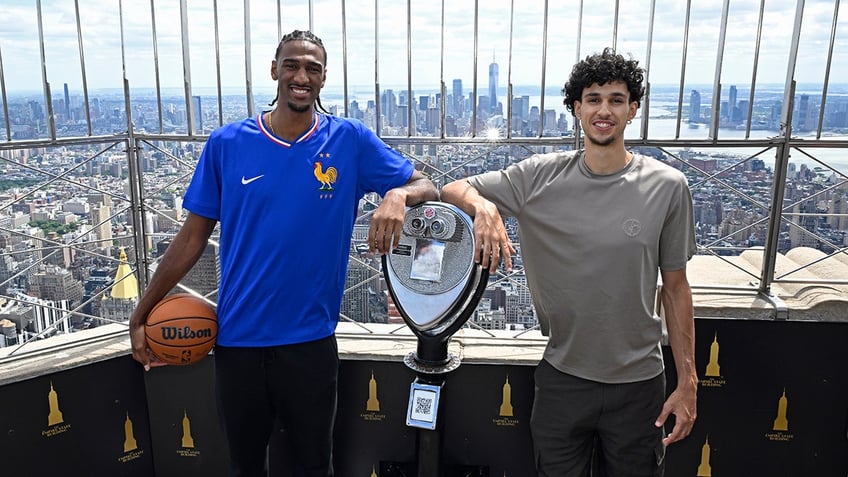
[[269, 29, 331, 114], [562, 47, 645, 115]]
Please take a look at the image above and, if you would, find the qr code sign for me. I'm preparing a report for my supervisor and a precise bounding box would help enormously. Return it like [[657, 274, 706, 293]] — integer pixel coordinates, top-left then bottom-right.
[[415, 395, 433, 416], [408, 383, 439, 428]]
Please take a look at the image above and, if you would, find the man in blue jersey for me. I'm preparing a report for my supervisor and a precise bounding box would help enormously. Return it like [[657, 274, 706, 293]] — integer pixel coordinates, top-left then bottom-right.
[[441, 48, 698, 476], [129, 30, 437, 477]]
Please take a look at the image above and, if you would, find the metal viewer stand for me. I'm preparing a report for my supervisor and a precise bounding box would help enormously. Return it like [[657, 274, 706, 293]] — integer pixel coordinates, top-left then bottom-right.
[[382, 202, 489, 476]]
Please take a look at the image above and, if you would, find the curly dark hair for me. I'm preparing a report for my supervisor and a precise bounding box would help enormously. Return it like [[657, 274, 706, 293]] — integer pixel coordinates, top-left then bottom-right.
[[562, 48, 645, 115], [270, 30, 330, 114]]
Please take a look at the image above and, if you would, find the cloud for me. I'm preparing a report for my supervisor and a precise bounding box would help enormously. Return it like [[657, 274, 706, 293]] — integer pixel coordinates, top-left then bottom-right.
[[0, 0, 843, 96]]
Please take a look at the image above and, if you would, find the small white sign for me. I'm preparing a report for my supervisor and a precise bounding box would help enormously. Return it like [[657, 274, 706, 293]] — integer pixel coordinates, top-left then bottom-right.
[[406, 380, 442, 430]]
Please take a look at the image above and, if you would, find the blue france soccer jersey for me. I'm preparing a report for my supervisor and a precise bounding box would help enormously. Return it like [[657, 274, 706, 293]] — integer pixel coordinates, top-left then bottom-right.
[[183, 113, 414, 346]]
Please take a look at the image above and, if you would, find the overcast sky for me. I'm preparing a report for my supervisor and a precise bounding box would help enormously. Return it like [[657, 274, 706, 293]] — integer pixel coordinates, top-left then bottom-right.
[[0, 0, 845, 95]]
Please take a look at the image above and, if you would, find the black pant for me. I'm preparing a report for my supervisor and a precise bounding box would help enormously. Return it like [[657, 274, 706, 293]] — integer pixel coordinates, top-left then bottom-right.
[[530, 360, 666, 477], [214, 336, 339, 477]]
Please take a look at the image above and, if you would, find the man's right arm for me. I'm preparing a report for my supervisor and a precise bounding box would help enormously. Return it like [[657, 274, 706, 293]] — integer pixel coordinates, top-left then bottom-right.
[[129, 212, 217, 369], [440, 180, 514, 273]]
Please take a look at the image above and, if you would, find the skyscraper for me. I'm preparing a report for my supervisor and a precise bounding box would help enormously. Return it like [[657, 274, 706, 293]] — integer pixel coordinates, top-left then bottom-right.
[[381, 89, 397, 126], [452, 79, 463, 117], [191, 95, 202, 134], [157, 239, 220, 299], [797, 94, 812, 131], [488, 56, 499, 115], [511, 97, 525, 127], [63, 83, 70, 118], [728, 85, 738, 121], [91, 204, 113, 247], [689, 90, 701, 123]]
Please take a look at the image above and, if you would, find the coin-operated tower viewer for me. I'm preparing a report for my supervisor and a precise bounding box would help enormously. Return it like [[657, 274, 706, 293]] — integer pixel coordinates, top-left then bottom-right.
[[382, 201, 489, 476]]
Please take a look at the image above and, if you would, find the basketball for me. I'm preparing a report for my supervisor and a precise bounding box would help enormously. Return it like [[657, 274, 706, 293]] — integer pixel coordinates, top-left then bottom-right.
[[144, 293, 217, 365]]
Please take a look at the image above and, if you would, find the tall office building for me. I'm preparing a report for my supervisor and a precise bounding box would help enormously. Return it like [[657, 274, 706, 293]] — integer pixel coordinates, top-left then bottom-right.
[[381, 89, 397, 127], [31, 266, 84, 305], [511, 97, 524, 127], [91, 204, 113, 247], [796, 94, 813, 131], [63, 83, 70, 118], [478, 96, 490, 117], [689, 90, 701, 123], [511, 96, 531, 125], [789, 199, 819, 248], [728, 85, 738, 121], [488, 57, 499, 115], [452, 79, 463, 117], [184, 243, 220, 300], [831, 194, 846, 231], [543, 109, 556, 133], [191, 95, 202, 134], [426, 103, 440, 134], [0, 253, 14, 295], [157, 239, 220, 299]]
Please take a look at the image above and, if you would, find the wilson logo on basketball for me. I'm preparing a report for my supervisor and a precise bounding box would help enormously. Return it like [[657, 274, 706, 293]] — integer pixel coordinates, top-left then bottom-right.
[[159, 326, 214, 341], [144, 293, 218, 365]]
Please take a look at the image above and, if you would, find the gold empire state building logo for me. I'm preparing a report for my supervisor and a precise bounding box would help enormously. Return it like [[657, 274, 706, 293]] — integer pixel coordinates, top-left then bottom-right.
[[499, 376, 513, 417], [701, 333, 725, 388], [493, 375, 518, 426], [47, 381, 64, 426], [773, 389, 789, 431], [697, 435, 712, 476], [361, 370, 386, 421], [706, 333, 720, 376], [43, 382, 72, 437], [181, 410, 195, 448], [367, 371, 380, 411], [118, 411, 145, 463], [177, 410, 201, 457], [766, 388, 794, 442], [123, 412, 138, 452]]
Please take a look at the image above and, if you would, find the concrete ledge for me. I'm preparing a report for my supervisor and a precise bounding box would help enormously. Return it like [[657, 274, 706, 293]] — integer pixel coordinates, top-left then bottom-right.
[[0, 321, 548, 386], [688, 247, 848, 321], [0, 323, 131, 386], [335, 322, 547, 365]]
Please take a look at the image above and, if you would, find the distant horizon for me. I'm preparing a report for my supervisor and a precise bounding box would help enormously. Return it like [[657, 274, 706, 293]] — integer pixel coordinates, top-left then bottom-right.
[[5, 82, 848, 99]]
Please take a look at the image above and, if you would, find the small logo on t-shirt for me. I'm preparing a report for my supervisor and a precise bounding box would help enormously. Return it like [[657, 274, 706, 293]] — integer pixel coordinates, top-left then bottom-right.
[[622, 219, 641, 237], [241, 174, 265, 185]]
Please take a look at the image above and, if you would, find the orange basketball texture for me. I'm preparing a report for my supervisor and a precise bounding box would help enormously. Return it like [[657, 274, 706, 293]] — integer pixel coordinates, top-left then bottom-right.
[[144, 293, 217, 365]]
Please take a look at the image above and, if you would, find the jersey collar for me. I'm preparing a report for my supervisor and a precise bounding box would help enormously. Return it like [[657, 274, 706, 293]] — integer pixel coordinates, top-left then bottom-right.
[[258, 112, 321, 148]]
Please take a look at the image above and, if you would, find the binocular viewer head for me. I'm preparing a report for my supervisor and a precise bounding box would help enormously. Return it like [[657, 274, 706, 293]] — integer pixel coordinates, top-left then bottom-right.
[[382, 202, 489, 372]]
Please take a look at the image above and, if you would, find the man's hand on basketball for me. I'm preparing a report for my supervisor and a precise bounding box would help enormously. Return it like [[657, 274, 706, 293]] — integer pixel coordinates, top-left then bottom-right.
[[129, 315, 167, 371]]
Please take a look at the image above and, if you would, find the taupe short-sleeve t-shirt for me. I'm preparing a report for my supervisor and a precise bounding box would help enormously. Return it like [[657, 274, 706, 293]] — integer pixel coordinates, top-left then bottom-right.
[[468, 151, 696, 383]]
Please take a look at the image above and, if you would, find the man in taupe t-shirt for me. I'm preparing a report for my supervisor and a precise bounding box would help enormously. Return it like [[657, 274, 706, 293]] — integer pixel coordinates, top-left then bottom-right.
[[441, 48, 698, 476]]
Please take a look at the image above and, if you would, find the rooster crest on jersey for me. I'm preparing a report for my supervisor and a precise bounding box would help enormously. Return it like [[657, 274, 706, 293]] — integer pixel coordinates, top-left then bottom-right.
[[314, 154, 337, 191]]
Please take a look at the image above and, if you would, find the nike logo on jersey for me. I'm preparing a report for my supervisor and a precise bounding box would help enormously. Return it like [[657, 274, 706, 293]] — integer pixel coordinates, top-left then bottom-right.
[[241, 175, 265, 185]]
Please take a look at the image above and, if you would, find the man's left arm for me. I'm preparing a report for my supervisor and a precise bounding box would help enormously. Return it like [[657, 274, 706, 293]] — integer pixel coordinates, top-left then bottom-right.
[[369, 170, 438, 254], [656, 267, 698, 446]]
